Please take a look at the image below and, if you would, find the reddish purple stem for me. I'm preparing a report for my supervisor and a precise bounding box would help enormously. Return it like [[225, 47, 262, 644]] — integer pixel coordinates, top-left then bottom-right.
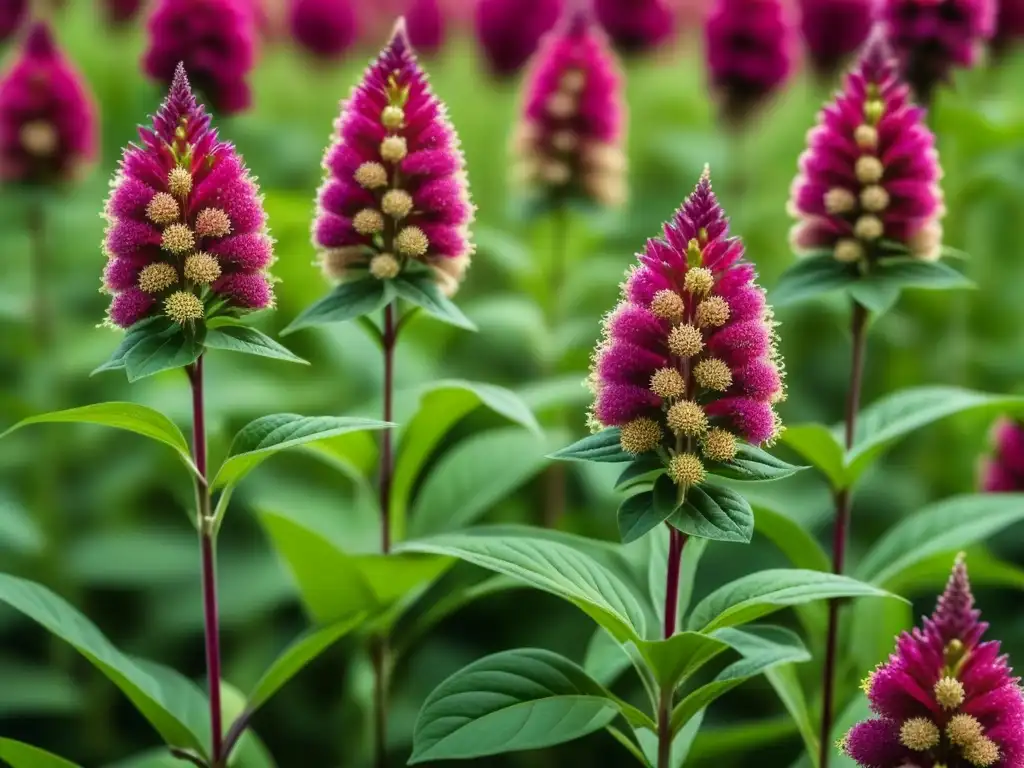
[[658, 525, 687, 768]]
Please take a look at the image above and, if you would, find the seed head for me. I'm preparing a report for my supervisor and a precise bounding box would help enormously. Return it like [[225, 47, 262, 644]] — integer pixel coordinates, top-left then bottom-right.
[[946, 714, 984, 747], [668, 324, 704, 358], [167, 166, 193, 197], [650, 368, 686, 399], [909, 221, 942, 261], [669, 452, 705, 486], [703, 428, 737, 462], [163, 290, 204, 324], [381, 189, 414, 219], [854, 124, 878, 150], [855, 156, 884, 184], [934, 676, 966, 709], [619, 417, 663, 455], [395, 226, 429, 258], [161, 223, 195, 254], [650, 289, 685, 321], [546, 92, 575, 119], [560, 69, 586, 92], [380, 136, 408, 163], [369, 253, 400, 279], [834, 238, 864, 263], [144, 192, 179, 225], [694, 357, 732, 391], [854, 215, 884, 240], [666, 400, 708, 437], [684, 267, 714, 296], [551, 131, 578, 152], [19, 120, 58, 156], [696, 296, 730, 328], [354, 161, 389, 189], [184, 252, 221, 285], [963, 737, 1000, 766], [195, 207, 232, 238], [381, 105, 404, 130], [540, 161, 571, 185], [825, 187, 857, 214], [138, 262, 178, 293], [319, 246, 366, 280], [899, 718, 939, 751], [860, 185, 890, 213], [353, 208, 385, 236]]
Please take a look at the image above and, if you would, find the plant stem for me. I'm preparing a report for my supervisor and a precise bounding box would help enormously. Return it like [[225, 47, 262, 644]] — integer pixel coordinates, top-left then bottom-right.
[[818, 300, 869, 768], [657, 525, 687, 768], [542, 204, 570, 528], [657, 686, 673, 768], [189, 357, 223, 765]]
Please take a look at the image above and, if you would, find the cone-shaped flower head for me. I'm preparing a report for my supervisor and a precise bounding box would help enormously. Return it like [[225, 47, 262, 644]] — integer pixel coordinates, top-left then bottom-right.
[[843, 555, 1024, 768], [513, 10, 627, 210], [313, 20, 473, 296], [594, 0, 676, 54], [882, 0, 996, 105], [0, 22, 97, 185], [102, 64, 274, 329], [789, 34, 945, 265], [798, 0, 875, 80], [474, 0, 563, 77], [406, 0, 446, 54], [589, 168, 785, 483], [288, 0, 359, 60], [979, 417, 1024, 492], [0, 0, 27, 44], [144, 0, 257, 115], [704, 0, 796, 127], [102, 0, 145, 26]]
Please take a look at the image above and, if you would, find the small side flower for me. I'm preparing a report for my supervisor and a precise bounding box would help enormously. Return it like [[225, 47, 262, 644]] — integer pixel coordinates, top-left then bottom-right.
[[979, 417, 1024, 492]]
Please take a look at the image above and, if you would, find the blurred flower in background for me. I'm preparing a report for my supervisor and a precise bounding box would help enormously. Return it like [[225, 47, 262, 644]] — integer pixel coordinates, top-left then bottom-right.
[[979, 417, 1024, 491], [797, 0, 875, 82], [789, 34, 944, 264], [594, 0, 676, 54], [881, 0, 996, 106], [474, 0, 563, 77], [288, 0, 359, 60], [512, 8, 627, 210], [143, 0, 258, 115], [405, 0, 445, 54], [0, 21, 97, 185], [991, 0, 1024, 58], [0, 0, 27, 45], [99, 0, 144, 27], [704, 0, 796, 128]]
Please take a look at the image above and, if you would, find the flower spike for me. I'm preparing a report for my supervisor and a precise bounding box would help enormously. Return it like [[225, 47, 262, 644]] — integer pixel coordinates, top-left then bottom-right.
[[797, 0, 874, 81], [474, 0, 563, 77], [980, 418, 1024, 492]]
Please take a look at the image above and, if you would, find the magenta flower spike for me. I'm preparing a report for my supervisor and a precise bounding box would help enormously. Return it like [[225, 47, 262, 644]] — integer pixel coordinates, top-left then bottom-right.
[[0, 22, 97, 185], [594, 0, 676, 54], [0, 0, 27, 44], [144, 0, 257, 115], [288, 0, 359, 60], [588, 168, 785, 484], [474, 0, 563, 77], [979, 418, 1024, 492], [788, 34, 945, 265], [406, 0, 445, 54], [881, 0, 996, 106], [512, 9, 627, 210], [798, 0, 875, 81], [704, 0, 796, 127], [102, 64, 274, 329], [843, 555, 1024, 768], [312, 19, 473, 296]]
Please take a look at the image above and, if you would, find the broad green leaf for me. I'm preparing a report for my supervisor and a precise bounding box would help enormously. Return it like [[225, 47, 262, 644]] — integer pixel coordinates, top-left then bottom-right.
[[0, 575, 207, 755], [615, 454, 665, 490], [92, 317, 172, 375], [765, 664, 820, 767], [1, 403, 198, 478], [859, 257, 973, 293], [124, 325, 205, 382], [754, 505, 830, 573], [204, 325, 308, 364], [669, 484, 754, 543], [846, 280, 900, 316], [410, 427, 555, 537], [0, 739, 81, 768], [671, 626, 811, 730], [399, 528, 648, 643], [770, 253, 857, 307], [707, 444, 806, 483], [213, 415, 391, 489], [636, 631, 731, 691], [282, 277, 391, 333], [392, 272, 477, 331], [0, 496, 42, 555], [583, 628, 633, 688], [0, 663, 80, 716], [781, 425, 845, 489], [618, 488, 674, 545], [409, 648, 618, 763], [549, 428, 632, 463], [686, 569, 898, 633], [856, 493, 1024, 587]]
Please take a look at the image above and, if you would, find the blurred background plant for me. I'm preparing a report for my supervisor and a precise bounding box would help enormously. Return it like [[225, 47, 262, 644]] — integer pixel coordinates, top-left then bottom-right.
[[1, 0, 1024, 766]]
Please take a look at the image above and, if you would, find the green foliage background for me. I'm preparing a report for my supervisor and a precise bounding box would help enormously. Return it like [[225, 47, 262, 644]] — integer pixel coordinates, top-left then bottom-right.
[[3, 5, 1024, 765]]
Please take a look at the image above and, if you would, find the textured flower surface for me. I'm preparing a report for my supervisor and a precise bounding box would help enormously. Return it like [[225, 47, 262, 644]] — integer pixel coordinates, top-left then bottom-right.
[[789, 34, 945, 264], [513, 10, 627, 210], [843, 555, 1024, 768], [594, 0, 676, 53], [474, 0, 563, 76], [288, 0, 359, 60], [0, 22, 97, 184], [313, 20, 473, 296], [588, 168, 785, 486], [0, 0, 27, 44], [980, 418, 1024, 492], [882, 0, 996, 104], [704, 0, 795, 127], [144, 0, 257, 115], [798, 0, 874, 79], [103, 64, 274, 329]]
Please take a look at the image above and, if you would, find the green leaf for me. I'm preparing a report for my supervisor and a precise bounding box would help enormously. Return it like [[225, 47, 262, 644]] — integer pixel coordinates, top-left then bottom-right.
[[243, 614, 366, 715], [770, 253, 857, 307], [398, 528, 648, 643], [636, 631, 731, 691], [124, 325, 205, 382], [0, 403, 199, 478], [765, 664, 820, 767], [282, 277, 391, 333], [91, 317, 172, 376], [846, 280, 900, 316], [856, 493, 1024, 587], [862, 257, 973, 293], [0, 739, 81, 768], [753, 505, 830, 573], [707, 444, 806, 483], [780, 424, 846, 489], [0, 575, 208, 755], [409, 649, 618, 763], [392, 272, 477, 331], [213, 415, 392, 489], [583, 628, 633, 688], [686, 569, 898, 633], [549, 428, 632, 463], [615, 454, 665, 490], [607, 726, 651, 766], [671, 626, 811, 730], [618, 485, 674, 545], [669, 484, 754, 543], [204, 325, 308, 365]]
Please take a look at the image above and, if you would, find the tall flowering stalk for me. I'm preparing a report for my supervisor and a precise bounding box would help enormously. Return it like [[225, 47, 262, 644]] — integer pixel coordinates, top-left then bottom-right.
[[842, 555, 1024, 767]]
